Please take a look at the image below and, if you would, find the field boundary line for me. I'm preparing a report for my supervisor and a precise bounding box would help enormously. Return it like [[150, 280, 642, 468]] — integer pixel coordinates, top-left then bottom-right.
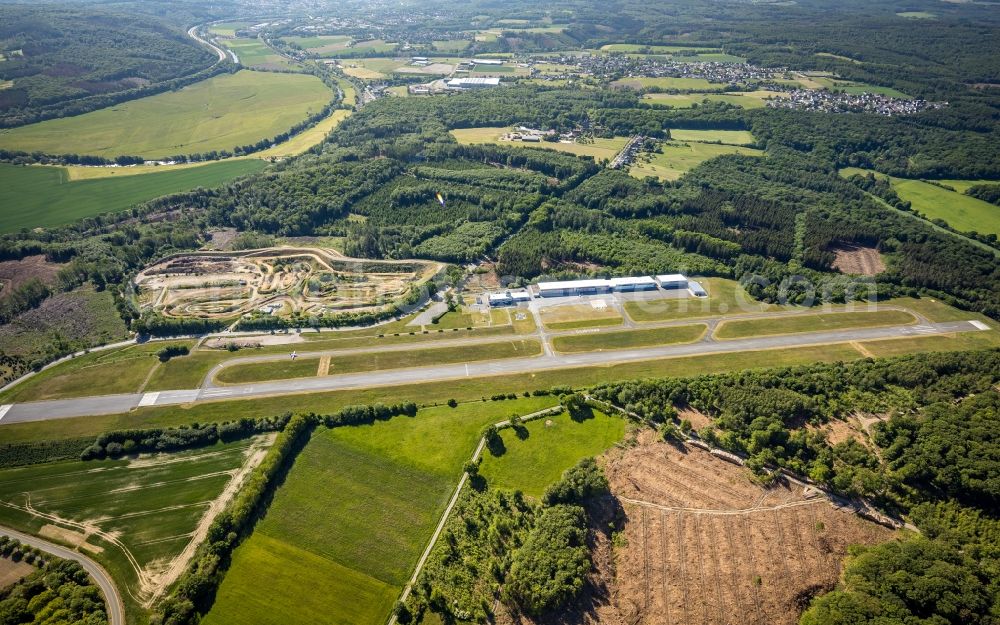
[[388, 405, 562, 625], [619, 496, 825, 516]]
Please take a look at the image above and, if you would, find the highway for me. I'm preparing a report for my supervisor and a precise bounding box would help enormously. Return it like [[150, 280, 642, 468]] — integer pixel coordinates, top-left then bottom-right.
[[0, 318, 984, 424], [0, 525, 124, 625]]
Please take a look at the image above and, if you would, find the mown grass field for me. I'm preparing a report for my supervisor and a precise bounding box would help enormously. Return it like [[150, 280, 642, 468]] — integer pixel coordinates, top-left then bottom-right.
[[839, 168, 1000, 236], [553, 324, 707, 353], [205, 398, 556, 625], [714, 309, 916, 340], [540, 303, 623, 329], [12, 330, 1000, 446], [480, 410, 625, 497], [0, 340, 194, 403], [0, 160, 266, 232], [208, 21, 251, 36], [629, 141, 764, 180], [283, 35, 352, 55], [450, 127, 629, 160], [623, 278, 785, 322], [224, 38, 297, 70], [0, 71, 330, 160], [0, 439, 268, 619], [644, 90, 786, 109], [214, 339, 542, 384]]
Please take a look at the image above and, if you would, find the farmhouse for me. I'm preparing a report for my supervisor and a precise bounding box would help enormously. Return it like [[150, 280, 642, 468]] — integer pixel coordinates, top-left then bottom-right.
[[446, 77, 501, 89], [655, 273, 689, 289]]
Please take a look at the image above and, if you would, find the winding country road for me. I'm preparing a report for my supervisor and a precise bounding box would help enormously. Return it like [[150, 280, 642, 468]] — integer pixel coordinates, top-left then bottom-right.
[[0, 526, 124, 625]]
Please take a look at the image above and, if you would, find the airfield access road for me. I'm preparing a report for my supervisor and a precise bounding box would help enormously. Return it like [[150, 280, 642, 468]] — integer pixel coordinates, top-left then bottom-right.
[[0, 525, 124, 625], [0, 319, 984, 424]]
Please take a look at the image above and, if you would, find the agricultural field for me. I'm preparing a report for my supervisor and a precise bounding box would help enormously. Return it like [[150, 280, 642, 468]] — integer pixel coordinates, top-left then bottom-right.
[[208, 21, 251, 36], [450, 127, 630, 160], [643, 90, 788, 109], [213, 339, 541, 384], [283, 35, 352, 55], [223, 38, 297, 70], [593, 431, 894, 625], [254, 109, 351, 158], [629, 141, 764, 181], [479, 409, 626, 497], [0, 71, 331, 160], [205, 398, 557, 625], [552, 324, 707, 353], [714, 309, 917, 340], [840, 168, 1000, 236], [611, 77, 724, 91], [0, 437, 274, 616], [134, 249, 438, 320], [0, 160, 266, 232]]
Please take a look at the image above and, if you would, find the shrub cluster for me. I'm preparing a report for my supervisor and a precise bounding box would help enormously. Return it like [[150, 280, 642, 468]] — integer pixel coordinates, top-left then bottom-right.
[[157, 344, 190, 362], [323, 402, 418, 427], [81, 415, 291, 460]]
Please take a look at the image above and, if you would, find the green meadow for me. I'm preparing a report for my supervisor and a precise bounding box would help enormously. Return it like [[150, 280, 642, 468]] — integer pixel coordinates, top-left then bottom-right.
[[840, 168, 1000, 236], [224, 38, 298, 70], [204, 398, 558, 625], [629, 141, 764, 180], [480, 410, 625, 497], [0, 71, 329, 159], [0, 160, 266, 232]]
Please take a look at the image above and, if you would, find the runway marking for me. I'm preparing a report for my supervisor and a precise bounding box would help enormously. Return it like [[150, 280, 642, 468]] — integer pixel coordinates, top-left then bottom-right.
[[317, 356, 331, 376], [465, 364, 470, 377], [970, 320, 990, 331], [137, 393, 160, 407], [0, 405, 11, 423]]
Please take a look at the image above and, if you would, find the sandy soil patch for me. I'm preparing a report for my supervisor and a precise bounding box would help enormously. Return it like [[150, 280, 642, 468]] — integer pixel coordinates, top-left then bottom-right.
[[676, 407, 713, 431], [39, 524, 104, 553], [830, 244, 885, 276]]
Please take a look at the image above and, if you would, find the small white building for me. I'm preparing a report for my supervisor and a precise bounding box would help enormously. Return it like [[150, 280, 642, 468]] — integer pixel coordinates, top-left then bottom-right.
[[487, 290, 532, 306], [688, 281, 708, 297], [655, 274, 689, 289]]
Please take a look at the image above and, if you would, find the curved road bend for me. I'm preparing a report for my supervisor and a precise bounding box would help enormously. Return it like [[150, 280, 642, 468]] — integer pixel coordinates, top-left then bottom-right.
[[0, 526, 124, 625], [0, 319, 985, 424], [187, 25, 227, 63]]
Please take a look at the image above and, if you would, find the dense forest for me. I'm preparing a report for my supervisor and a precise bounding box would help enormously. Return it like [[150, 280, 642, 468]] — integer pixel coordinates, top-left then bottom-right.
[[0, 4, 218, 127]]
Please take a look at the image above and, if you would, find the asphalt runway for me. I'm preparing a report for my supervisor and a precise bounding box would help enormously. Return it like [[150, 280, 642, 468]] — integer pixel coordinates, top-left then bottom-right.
[[0, 319, 982, 424]]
